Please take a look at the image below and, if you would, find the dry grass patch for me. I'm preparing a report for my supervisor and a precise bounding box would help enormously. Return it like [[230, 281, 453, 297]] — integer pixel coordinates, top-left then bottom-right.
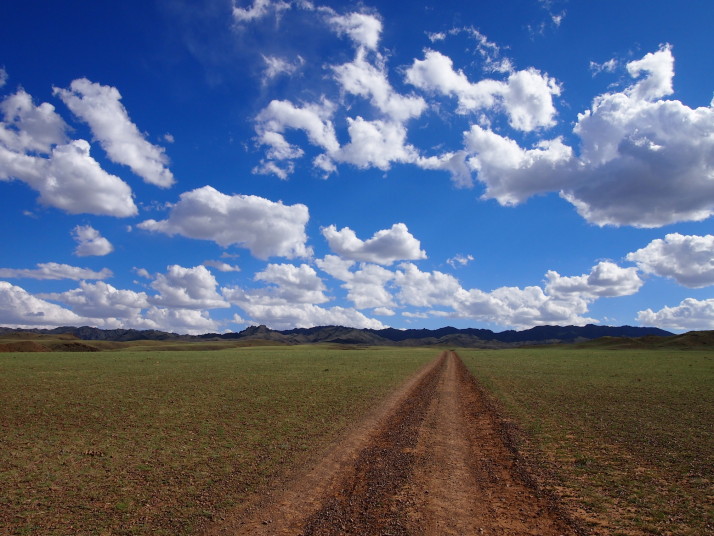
[[461, 347, 713, 536], [1, 346, 434, 535]]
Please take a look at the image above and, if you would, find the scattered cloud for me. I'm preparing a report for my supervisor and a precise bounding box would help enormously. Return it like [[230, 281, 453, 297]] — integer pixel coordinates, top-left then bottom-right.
[[0, 262, 112, 280], [54, 78, 174, 187], [626, 233, 714, 288], [637, 298, 714, 331], [72, 225, 114, 257], [0, 281, 85, 327], [0, 67, 7, 88], [149, 265, 230, 309], [328, 12, 382, 50], [0, 89, 138, 217], [232, 0, 290, 23], [262, 54, 305, 82], [447, 254, 474, 268], [203, 260, 241, 272], [405, 50, 561, 131], [0, 89, 68, 153], [41, 281, 148, 319], [546, 261, 643, 299], [322, 223, 426, 265], [138, 185, 312, 259]]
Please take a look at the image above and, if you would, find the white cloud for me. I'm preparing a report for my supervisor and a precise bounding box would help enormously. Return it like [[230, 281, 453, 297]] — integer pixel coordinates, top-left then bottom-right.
[[545, 261, 643, 299], [72, 225, 114, 257], [0, 262, 112, 280], [331, 117, 418, 171], [0, 140, 138, 217], [447, 254, 474, 268], [394, 263, 463, 308], [252, 263, 329, 304], [232, 0, 290, 22], [0, 281, 85, 327], [41, 281, 149, 319], [626, 233, 714, 288], [453, 46, 714, 228], [416, 151, 472, 188], [314, 254, 355, 282], [254, 98, 338, 176], [637, 298, 714, 331], [405, 50, 560, 131], [626, 44, 674, 101], [344, 263, 395, 309], [332, 49, 426, 122], [143, 306, 220, 335], [138, 185, 311, 259], [262, 54, 304, 82], [54, 78, 174, 188], [322, 223, 426, 265], [464, 125, 573, 204], [0, 68, 7, 88], [590, 58, 618, 75], [373, 307, 395, 316], [0, 89, 136, 217], [236, 302, 386, 330], [561, 45, 714, 227], [0, 89, 68, 153], [328, 12, 382, 50], [150, 265, 230, 309], [203, 260, 241, 272]]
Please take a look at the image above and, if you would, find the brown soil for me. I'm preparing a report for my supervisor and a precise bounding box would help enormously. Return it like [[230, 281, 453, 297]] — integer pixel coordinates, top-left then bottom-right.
[[204, 351, 583, 536], [0, 341, 52, 352]]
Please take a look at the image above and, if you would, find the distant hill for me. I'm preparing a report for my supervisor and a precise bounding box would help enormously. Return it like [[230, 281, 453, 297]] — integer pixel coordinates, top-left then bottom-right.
[[0, 323, 674, 348]]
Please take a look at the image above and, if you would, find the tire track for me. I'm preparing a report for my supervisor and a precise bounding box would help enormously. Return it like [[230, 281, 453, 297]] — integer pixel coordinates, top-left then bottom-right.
[[205, 351, 581, 535]]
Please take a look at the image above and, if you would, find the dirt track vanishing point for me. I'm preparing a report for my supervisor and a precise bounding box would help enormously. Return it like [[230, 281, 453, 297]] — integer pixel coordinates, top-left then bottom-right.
[[205, 351, 581, 535]]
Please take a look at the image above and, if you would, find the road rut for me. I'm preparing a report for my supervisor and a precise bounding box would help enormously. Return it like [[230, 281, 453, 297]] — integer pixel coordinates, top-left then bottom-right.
[[205, 351, 579, 535]]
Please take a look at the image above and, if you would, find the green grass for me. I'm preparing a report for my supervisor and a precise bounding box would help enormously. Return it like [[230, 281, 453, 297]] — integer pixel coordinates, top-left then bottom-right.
[[0, 345, 435, 536], [460, 347, 714, 536]]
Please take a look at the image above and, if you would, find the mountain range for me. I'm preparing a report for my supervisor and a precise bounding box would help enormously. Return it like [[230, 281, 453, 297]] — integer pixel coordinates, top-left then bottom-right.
[[0, 324, 673, 348]]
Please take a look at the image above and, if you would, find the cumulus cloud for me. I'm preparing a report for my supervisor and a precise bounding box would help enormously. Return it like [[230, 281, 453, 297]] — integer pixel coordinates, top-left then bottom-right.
[[332, 49, 426, 122], [546, 261, 643, 298], [0, 89, 137, 217], [72, 225, 114, 256], [562, 45, 714, 227], [393, 263, 463, 308], [41, 281, 149, 319], [322, 223, 426, 265], [0, 140, 138, 217], [328, 12, 382, 50], [637, 298, 714, 331], [453, 46, 714, 228], [138, 185, 311, 259], [235, 302, 386, 330], [143, 306, 220, 335], [464, 126, 573, 204], [149, 265, 230, 309], [0, 281, 85, 327], [54, 78, 174, 187], [626, 233, 714, 288], [405, 50, 560, 131], [0, 89, 67, 153], [0, 262, 112, 280], [251, 263, 329, 304]]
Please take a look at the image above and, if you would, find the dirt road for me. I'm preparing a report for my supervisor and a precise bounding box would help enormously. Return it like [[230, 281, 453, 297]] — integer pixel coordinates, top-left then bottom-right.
[[206, 351, 580, 535]]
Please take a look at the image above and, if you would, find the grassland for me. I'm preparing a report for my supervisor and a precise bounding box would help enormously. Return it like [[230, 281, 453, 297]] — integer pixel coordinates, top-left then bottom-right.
[[0, 345, 435, 536], [460, 347, 714, 536]]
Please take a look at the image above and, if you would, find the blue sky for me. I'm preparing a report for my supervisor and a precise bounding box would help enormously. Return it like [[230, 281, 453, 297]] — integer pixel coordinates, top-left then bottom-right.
[[1, 0, 713, 334]]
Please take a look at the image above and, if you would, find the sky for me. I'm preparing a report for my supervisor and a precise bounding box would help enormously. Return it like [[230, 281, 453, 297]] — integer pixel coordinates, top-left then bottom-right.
[[1, 0, 713, 335]]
